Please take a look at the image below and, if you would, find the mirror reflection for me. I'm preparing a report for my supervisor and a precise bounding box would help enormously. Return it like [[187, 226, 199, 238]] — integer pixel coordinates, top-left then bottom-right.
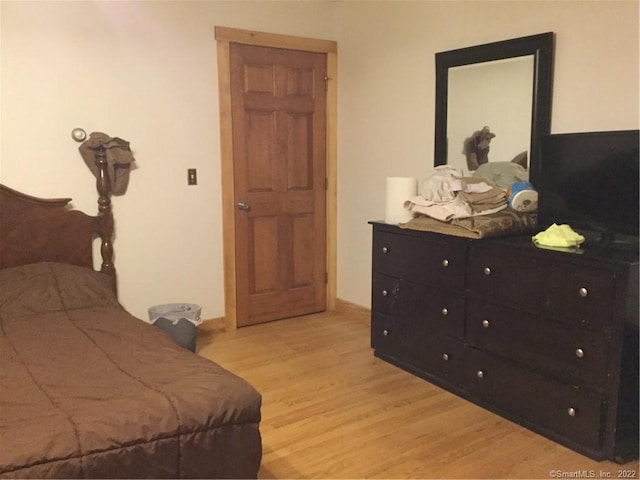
[[447, 56, 533, 177]]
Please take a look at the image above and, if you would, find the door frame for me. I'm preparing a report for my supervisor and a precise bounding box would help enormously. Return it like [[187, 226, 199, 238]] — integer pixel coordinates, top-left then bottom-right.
[[215, 26, 337, 329]]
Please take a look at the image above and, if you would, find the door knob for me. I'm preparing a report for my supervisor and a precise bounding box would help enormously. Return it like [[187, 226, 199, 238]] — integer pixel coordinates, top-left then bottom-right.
[[236, 201, 250, 211]]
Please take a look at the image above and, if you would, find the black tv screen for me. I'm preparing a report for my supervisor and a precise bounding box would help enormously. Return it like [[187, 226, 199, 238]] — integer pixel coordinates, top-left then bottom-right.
[[535, 130, 639, 242]]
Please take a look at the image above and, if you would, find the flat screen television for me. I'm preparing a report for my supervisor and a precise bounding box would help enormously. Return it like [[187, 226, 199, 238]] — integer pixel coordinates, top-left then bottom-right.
[[534, 130, 639, 249]]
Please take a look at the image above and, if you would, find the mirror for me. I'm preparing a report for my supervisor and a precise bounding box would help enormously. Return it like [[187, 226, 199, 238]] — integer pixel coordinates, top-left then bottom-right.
[[434, 33, 554, 182]]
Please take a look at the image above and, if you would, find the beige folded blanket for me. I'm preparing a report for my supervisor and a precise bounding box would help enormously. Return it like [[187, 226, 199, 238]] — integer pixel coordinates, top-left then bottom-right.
[[458, 188, 507, 213], [400, 210, 537, 239]]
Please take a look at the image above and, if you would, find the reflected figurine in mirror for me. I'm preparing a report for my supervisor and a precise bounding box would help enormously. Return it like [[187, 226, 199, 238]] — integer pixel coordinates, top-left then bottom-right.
[[463, 126, 496, 171], [463, 125, 529, 172]]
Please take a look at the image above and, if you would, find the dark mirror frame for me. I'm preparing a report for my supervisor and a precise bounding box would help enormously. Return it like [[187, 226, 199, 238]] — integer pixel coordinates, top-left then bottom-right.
[[434, 32, 554, 181]]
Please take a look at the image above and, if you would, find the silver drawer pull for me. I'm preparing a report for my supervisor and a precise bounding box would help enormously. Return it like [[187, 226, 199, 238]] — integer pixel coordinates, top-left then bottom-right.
[[483, 267, 492, 276], [567, 407, 577, 417], [476, 370, 485, 379], [442, 259, 449, 267], [578, 287, 588, 298], [382, 329, 389, 336], [382, 289, 388, 297], [482, 319, 490, 328], [576, 348, 584, 358], [442, 353, 449, 361], [382, 246, 389, 254], [441, 307, 449, 316]]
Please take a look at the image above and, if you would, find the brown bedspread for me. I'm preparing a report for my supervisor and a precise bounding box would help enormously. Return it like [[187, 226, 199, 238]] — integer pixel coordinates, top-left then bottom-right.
[[0, 262, 262, 479]]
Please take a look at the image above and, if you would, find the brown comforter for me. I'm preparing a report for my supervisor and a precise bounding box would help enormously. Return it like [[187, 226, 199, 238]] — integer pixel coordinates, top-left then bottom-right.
[[0, 262, 262, 479]]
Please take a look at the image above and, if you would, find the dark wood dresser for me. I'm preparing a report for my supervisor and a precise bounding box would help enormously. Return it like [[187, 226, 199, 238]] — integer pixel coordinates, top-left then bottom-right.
[[370, 221, 639, 463]]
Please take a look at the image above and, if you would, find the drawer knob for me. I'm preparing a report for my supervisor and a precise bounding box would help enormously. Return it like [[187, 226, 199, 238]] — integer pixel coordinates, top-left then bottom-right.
[[382, 329, 389, 336], [476, 370, 485, 379], [442, 353, 449, 361], [576, 348, 584, 358], [442, 307, 449, 316], [442, 259, 449, 267], [482, 319, 490, 328], [567, 407, 577, 417], [382, 289, 388, 297], [579, 287, 588, 298], [382, 246, 389, 254], [483, 267, 492, 276]]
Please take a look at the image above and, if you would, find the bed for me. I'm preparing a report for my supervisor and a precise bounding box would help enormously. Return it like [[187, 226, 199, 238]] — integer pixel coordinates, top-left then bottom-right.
[[0, 148, 262, 478]]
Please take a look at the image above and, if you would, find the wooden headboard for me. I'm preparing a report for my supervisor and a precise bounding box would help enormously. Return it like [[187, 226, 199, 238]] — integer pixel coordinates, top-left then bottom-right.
[[0, 146, 116, 289]]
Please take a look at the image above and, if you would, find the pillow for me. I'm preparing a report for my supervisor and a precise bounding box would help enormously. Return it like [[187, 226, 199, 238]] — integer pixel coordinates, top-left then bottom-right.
[[0, 262, 120, 318], [473, 161, 529, 188]]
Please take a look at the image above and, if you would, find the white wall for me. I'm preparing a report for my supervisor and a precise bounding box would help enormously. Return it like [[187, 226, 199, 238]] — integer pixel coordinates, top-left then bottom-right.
[[0, 1, 337, 320], [1, 1, 638, 318], [335, 0, 639, 308]]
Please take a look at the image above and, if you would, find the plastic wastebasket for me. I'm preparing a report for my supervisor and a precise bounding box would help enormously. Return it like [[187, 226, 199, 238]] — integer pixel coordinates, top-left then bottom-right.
[[148, 303, 202, 352]]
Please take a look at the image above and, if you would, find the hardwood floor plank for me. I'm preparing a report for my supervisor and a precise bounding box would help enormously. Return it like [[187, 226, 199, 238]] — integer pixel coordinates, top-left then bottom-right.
[[197, 301, 639, 479]]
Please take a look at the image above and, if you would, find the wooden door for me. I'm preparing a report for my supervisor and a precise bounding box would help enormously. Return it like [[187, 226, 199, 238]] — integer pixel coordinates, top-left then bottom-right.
[[230, 43, 327, 327]]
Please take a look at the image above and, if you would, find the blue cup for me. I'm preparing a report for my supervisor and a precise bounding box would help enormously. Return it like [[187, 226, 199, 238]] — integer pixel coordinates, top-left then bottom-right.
[[508, 181, 538, 212]]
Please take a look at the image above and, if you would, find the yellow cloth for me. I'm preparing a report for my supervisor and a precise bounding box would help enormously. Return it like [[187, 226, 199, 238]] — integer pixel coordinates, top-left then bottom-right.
[[532, 223, 585, 248]]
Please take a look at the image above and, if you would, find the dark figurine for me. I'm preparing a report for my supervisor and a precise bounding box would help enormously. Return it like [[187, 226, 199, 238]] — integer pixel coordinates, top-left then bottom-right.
[[463, 126, 495, 171]]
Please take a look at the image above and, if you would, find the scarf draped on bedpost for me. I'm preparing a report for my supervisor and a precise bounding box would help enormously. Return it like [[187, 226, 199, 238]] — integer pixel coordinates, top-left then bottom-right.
[[79, 132, 135, 195]]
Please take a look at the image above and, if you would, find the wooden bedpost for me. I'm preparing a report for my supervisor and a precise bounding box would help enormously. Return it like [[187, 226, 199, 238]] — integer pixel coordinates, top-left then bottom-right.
[[94, 145, 116, 291]]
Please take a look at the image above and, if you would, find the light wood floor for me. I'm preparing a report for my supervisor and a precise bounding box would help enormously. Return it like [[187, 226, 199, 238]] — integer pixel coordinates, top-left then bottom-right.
[[197, 301, 639, 479]]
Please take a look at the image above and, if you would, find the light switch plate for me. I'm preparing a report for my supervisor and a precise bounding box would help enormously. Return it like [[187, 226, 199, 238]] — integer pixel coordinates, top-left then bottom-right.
[[188, 168, 197, 185]]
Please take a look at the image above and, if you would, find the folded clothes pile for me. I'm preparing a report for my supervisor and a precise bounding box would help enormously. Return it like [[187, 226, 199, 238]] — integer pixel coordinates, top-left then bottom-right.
[[459, 178, 508, 213], [404, 166, 507, 222]]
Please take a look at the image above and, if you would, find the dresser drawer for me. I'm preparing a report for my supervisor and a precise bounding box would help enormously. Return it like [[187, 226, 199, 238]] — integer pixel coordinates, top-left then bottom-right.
[[468, 245, 616, 327], [465, 299, 609, 389], [371, 312, 424, 369], [372, 272, 464, 339], [465, 348, 604, 451], [424, 335, 465, 387], [372, 312, 464, 386], [372, 230, 467, 289]]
